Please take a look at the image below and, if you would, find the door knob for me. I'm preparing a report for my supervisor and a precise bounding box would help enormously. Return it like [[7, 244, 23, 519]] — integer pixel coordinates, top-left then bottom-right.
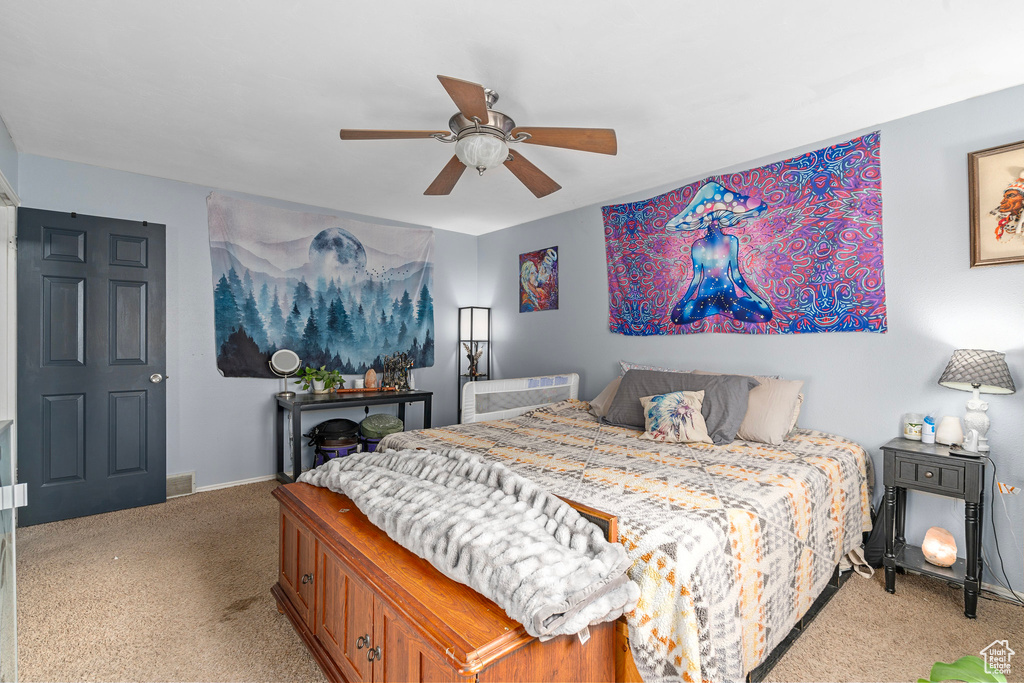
[[301, 573, 313, 584], [356, 635, 369, 649], [367, 646, 381, 662], [149, 373, 165, 384]]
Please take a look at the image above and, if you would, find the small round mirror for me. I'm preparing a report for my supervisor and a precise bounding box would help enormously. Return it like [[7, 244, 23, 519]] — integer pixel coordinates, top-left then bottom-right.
[[269, 349, 301, 377]]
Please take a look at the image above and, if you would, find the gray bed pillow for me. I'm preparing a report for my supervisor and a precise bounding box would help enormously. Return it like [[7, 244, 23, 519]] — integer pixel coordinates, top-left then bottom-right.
[[604, 369, 759, 445]]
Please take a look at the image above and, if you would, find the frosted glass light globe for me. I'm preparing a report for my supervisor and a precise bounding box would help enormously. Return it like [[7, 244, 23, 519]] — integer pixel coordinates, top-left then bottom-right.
[[455, 134, 508, 172]]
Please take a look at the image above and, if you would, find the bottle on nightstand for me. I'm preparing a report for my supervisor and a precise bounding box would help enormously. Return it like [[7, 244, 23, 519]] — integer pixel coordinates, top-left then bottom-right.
[[921, 416, 936, 444]]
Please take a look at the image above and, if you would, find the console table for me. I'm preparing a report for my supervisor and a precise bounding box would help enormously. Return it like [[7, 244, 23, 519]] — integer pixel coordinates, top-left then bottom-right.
[[881, 437, 985, 618], [275, 390, 433, 483]]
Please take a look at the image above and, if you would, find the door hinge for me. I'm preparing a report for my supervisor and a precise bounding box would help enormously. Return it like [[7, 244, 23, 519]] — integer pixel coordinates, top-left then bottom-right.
[[0, 483, 27, 510]]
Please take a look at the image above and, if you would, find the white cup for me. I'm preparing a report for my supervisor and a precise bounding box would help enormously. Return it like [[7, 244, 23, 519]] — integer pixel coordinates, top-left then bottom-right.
[[353, 378, 364, 389]]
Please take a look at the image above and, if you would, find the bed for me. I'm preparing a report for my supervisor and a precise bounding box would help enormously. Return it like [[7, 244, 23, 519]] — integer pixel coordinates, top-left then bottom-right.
[[378, 397, 872, 682]]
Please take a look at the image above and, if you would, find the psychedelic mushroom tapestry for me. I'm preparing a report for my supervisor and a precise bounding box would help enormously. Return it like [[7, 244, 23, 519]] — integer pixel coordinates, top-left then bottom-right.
[[602, 132, 886, 335], [207, 193, 435, 377]]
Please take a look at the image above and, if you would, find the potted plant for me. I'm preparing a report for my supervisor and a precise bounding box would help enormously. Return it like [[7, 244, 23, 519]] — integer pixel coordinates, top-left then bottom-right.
[[919, 656, 1006, 683], [294, 366, 345, 394]]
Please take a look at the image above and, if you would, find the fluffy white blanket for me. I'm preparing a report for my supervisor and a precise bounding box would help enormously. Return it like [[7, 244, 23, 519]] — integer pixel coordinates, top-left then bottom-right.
[[299, 448, 639, 639]]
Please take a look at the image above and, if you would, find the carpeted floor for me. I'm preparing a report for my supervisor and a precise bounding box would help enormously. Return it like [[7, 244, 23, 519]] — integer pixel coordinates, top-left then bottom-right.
[[17, 480, 325, 683], [764, 571, 1023, 683], [14, 480, 1023, 682]]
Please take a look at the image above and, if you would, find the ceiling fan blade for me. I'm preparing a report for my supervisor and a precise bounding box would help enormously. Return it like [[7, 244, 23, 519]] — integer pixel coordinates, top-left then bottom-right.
[[424, 156, 467, 195], [340, 129, 448, 140], [512, 127, 617, 155], [437, 75, 489, 122], [504, 150, 561, 198]]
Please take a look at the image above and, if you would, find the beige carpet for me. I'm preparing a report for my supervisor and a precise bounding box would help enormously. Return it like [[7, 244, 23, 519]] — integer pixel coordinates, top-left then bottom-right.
[[764, 572, 1023, 683], [17, 480, 325, 683], [14, 481, 1023, 682]]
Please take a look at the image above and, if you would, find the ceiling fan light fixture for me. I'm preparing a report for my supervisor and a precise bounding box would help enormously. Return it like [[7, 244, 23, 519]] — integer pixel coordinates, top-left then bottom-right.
[[454, 133, 508, 175]]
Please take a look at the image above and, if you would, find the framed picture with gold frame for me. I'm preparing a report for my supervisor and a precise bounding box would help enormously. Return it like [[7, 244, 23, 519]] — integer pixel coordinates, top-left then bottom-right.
[[968, 139, 1024, 267]]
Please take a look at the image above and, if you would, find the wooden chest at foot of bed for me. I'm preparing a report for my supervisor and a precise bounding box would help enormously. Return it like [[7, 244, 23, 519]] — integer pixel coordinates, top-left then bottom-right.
[[272, 482, 616, 683]]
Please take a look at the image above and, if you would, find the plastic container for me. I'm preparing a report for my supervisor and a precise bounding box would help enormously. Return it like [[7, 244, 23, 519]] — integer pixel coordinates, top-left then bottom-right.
[[361, 435, 383, 453], [921, 416, 936, 444], [903, 413, 923, 441]]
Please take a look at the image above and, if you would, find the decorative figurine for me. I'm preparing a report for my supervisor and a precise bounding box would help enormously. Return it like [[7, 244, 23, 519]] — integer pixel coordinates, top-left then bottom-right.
[[364, 368, 377, 389], [463, 342, 484, 378], [380, 352, 414, 390]]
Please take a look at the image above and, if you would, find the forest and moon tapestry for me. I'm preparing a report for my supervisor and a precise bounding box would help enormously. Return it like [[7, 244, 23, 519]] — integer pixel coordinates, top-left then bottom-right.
[[601, 132, 886, 335], [208, 193, 435, 377]]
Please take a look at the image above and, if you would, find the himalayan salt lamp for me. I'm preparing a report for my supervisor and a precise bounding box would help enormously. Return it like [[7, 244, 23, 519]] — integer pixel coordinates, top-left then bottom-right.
[[922, 526, 957, 567], [364, 368, 377, 389]]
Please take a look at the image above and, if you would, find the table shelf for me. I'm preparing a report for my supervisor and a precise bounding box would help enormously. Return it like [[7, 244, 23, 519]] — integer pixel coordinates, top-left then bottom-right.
[[275, 389, 433, 483], [894, 543, 967, 584]]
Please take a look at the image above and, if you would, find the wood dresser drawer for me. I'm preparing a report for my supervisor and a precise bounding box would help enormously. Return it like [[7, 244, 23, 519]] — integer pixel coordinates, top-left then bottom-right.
[[892, 455, 965, 495]]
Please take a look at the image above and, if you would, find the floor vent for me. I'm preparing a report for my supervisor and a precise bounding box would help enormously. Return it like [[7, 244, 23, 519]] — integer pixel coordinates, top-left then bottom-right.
[[167, 472, 196, 498]]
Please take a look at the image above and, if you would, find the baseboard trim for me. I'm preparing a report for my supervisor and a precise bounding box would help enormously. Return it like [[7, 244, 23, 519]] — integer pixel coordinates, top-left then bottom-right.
[[981, 581, 1024, 605], [195, 474, 278, 493]]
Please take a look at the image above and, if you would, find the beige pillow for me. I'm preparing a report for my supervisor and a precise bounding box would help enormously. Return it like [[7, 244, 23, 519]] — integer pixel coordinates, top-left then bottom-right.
[[692, 370, 804, 445], [588, 376, 622, 419], [638, 391, 713, 444], [790, 393, 803, 432]]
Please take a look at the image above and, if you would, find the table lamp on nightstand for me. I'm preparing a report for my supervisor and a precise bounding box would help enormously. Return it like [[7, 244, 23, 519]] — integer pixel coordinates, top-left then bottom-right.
[[938, 349, 1016, 453]]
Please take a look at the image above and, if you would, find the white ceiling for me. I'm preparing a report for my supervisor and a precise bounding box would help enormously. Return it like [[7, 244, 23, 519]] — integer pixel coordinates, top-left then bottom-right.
[[1, 0, 1022, 235]]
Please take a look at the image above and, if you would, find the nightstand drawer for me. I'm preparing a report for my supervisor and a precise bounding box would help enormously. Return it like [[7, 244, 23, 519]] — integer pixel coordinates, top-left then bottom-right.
[[893, 456, 964, 494]]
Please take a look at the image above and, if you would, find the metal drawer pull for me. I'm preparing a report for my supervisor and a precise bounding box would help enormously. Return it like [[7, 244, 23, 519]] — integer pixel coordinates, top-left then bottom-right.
[[356, 635, 369, 649], [301, 573, 313, 584], [924, 471, 934, 479], [367, 645, 381, 662]]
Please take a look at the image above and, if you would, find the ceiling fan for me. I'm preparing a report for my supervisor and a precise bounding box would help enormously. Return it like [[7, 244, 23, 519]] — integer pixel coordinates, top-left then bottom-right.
[[339, 75, 617, 198]]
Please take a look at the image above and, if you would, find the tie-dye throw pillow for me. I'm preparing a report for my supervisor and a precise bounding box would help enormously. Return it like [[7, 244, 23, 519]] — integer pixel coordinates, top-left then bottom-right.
[[638, 391, 713, 444]]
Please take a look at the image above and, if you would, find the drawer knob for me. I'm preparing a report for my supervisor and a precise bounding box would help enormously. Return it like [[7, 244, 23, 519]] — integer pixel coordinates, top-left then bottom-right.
[[924, 471, 934, 479], [301, 573, 313, 584]]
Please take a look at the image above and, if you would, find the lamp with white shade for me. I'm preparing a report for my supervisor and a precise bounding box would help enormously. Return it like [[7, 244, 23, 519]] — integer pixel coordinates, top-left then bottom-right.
[[458, 307, 491, 422], [937, 349, 1016, 453]]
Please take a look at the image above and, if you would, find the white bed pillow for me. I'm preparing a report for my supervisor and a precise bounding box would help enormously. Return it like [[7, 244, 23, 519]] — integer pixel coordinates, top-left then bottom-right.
[[790, 392, 804, 431], [588, 376, 622, 419], [691, 370, 803, 445]]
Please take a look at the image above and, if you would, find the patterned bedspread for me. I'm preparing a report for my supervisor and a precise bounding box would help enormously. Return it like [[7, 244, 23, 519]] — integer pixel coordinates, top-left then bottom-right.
[[379, 400, 872, 683]]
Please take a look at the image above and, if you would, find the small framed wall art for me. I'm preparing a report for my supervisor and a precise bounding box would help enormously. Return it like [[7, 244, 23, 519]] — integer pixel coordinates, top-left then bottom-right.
[[968, 139, 1024, 267], [519, 246, 558, 312]]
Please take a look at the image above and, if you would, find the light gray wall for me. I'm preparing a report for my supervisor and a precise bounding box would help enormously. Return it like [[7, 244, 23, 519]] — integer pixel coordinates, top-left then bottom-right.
[[478, 86, 1024, 591], [0, 112, 18, 194], [17, 154, 477, 487]]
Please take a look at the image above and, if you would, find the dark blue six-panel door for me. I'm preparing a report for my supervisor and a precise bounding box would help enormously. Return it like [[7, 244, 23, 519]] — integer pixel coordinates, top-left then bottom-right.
[[17, 208, 166, 526]]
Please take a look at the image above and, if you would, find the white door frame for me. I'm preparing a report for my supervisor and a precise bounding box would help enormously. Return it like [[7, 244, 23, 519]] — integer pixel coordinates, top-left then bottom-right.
[[0, 168, 20, 461]]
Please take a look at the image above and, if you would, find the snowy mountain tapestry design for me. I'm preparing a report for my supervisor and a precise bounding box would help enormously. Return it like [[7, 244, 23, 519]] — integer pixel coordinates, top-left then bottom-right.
[[207, 193, 435, 378]]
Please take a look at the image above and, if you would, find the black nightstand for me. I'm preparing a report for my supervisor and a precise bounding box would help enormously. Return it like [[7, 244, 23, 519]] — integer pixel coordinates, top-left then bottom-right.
[[881, 437, 985, 618]]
